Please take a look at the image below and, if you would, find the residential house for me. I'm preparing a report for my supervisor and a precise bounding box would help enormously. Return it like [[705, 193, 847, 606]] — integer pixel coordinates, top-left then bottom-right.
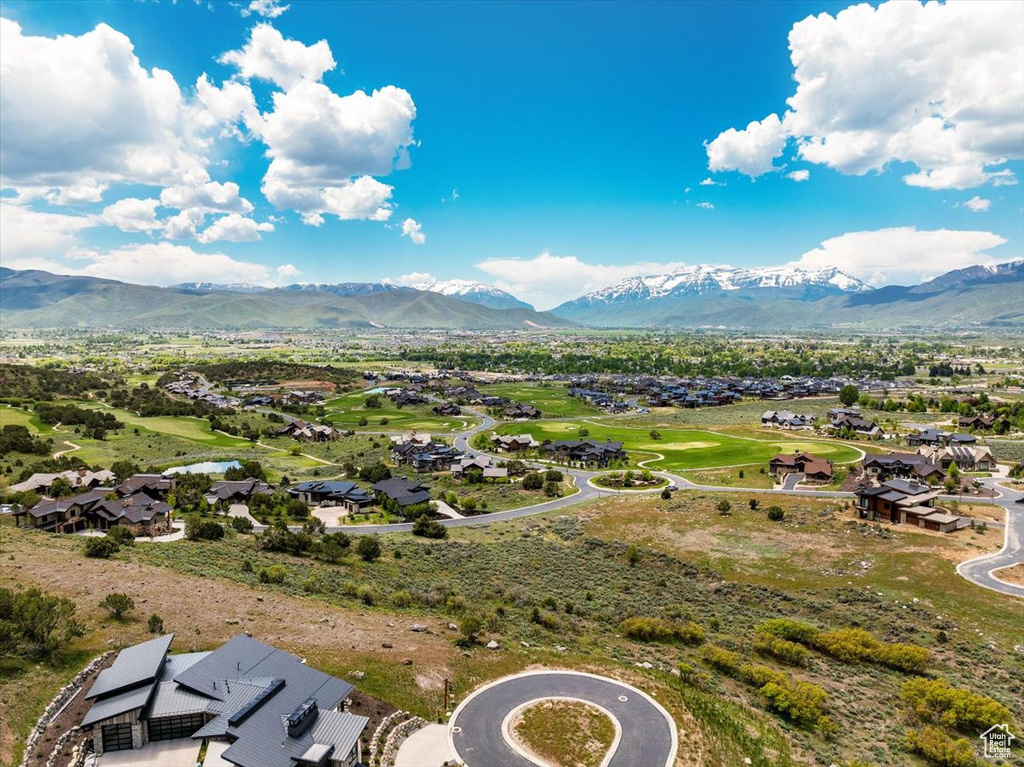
[[855, 479, 959, 532], [490, 434, 540, 452], [861, 453, 944, 483], [372, 477, 432, 510], [432, 404, 461, 416], [7, 468, 116, 495], [918, 445, 994, 472], [116, 474, 175, 500], [204, 478, 274, 506], [503, 403, 541, 419], [958, 414, 1007, 431], [451, 455, 507, 480], [543, 439, 625, 467], [829, 409, 886, 438], [287, 481, 376, 513], [906, 428, 951, 447], [768, 453, 834, 483], [81, 634, 368, 766], [761, 411, 815, 430], [391, 440, 463, 472], [275, 421, 339, 442], [12, 489, 108, 532], [90, 493, 171, 531]]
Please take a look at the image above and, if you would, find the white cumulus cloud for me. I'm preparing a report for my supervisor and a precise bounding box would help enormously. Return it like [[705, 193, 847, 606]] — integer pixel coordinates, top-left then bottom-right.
[[475, 252, 688, 310], [706, 1, 1024, 189], [218, 23, 335, 91], [696, 201, 714, 210], [0, 18, 203, 192], [241, 0, 290, 19], [401, 218, 426, 245], [0, 200, 95, 259], [787, 169, 810, 182], [705, 113, 787, 177], [790, 227, 1008, 286], [197, 213, 274, 243], [100, 197, 163, 232], [961, 196, 991, 213]]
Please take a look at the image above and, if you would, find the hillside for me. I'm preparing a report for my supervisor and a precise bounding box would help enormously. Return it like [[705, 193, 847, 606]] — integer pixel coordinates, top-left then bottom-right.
[[0, 269, 575, 330]]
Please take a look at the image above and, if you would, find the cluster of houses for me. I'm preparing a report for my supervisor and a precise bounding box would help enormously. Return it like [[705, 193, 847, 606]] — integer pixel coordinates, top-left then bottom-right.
[[163, 374, 239, 409], [568, 387, 633, 412], [13, 472, 274, 534], [553, 373, 907, 409], [81, 633, 368, 766]]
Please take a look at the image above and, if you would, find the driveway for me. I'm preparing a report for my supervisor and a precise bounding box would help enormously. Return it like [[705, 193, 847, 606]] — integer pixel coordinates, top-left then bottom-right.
[[956, 479, 1024, 598], [449, 670, 677, 767]]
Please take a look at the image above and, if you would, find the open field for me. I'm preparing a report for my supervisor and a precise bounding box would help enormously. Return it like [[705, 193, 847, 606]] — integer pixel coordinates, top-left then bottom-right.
[[324, 389, 479, 433], [477, 382, 605, 417], [491, 420, 864, 472], [3, 486, 1020, 766]]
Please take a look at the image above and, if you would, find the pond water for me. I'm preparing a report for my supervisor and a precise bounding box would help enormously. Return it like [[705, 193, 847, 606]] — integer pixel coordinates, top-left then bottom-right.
[[163, 460, 241, 476]]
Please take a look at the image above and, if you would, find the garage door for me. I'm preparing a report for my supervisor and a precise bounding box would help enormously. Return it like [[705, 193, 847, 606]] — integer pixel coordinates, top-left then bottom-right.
[[148, 713, 206, 741], [101, 722, 133, 752]]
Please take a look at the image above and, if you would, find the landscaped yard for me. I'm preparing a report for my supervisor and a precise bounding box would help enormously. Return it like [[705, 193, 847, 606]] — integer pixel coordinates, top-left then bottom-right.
[[511, 700, 615, 767], [490, 421, 864, 472]]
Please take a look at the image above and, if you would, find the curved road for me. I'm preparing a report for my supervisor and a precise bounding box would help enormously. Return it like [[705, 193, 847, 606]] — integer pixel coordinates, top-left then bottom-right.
[[955, 479, 1024, 598], [449, 671, 676, 767]]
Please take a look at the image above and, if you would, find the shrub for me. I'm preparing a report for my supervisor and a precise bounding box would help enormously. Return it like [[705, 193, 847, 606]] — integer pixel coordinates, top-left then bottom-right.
[[661, 488, 672, 500], [230, 516, 254, 533], [522, 472, 544, 490], [356, 535, 381, 562], [356, 585, 377, 606], [147, 614, 164, 634], [904, 726, 978, 767], [544, 469, 564, 482], [185, 515, 225, 541], [529, 607, 561, 631], [99, 592, 135, 619], [626, 543, 641, 567], [700, 644, 742, 674], [901, 677, 1013, 732], [258, 565, 287, 584], [543, 480, 561, 497], [754, 632, 810, 666], [84, 537, 120, 558], [812, 628, 930, 673], [106, 526, 135, 546], [760, 679, 830, 730], [412, 515, 448, 539], [717, 499, 732, 514], [392, 590, 414, 608], [458, 614, 485, 646], [758, 618, 820, 644], [748, 498, 759, 510], [620, 616, 705, 645], [766, 505, 785, 521]]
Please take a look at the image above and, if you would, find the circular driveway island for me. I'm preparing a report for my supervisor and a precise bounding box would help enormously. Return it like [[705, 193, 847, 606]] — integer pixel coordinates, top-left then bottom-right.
[[449, 670, 678, 767]]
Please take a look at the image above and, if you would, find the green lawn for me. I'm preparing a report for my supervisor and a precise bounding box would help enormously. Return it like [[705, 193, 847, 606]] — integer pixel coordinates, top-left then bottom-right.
[[477, 382, 605, 417], [491, 421, 864, 472], [324, 389, 478, 433], [80, 404, 251, 448]]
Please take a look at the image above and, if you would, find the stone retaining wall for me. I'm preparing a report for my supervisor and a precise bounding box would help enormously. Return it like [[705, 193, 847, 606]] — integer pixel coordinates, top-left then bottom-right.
[[20, 652, 113, 767]]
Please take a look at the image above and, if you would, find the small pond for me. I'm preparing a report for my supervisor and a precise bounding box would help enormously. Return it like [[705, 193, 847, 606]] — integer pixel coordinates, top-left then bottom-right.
[[163, 460, 241, 476]]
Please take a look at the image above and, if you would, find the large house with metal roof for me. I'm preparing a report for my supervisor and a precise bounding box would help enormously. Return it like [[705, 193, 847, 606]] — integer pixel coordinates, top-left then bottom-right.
[[854, 479, 960, 532], [82, 634, 368, 767], [287, 481, 376, 513]]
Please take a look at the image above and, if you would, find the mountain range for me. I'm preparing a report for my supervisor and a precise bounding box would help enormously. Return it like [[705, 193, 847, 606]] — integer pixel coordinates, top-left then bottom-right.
[[1, 261, 1021, 331]]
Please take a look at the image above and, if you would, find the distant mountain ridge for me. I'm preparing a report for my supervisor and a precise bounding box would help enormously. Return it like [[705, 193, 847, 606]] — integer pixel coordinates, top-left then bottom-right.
[[551, 260, 1023, 329], [396, 277, 534, 310], [0, 268, 574, 330]]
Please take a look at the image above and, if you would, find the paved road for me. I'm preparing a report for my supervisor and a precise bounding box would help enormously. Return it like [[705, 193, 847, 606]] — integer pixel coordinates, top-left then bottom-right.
[[449, 671, 676, 767], [955, 479, 1024, 598]]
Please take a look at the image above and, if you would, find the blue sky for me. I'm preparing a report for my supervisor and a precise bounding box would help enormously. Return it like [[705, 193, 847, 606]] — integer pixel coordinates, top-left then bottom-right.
[[1, 0, 1021, 308]]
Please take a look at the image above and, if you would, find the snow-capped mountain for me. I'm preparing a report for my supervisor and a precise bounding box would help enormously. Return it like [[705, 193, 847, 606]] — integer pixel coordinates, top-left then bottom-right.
[[576, 265, 869, 304], [174, 282, 268, 293], [402, 278, 534, 310], [279, 282, 413, 297]]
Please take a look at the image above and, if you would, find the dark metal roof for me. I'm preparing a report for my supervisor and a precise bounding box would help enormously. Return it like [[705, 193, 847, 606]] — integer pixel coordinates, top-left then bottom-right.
[[81, 684, 155, 727], [86, 633, 174, 700]]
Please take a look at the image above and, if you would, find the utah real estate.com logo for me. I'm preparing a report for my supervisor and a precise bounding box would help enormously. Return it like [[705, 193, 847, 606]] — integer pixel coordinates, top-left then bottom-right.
[[980, 724, 1016, 760]]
